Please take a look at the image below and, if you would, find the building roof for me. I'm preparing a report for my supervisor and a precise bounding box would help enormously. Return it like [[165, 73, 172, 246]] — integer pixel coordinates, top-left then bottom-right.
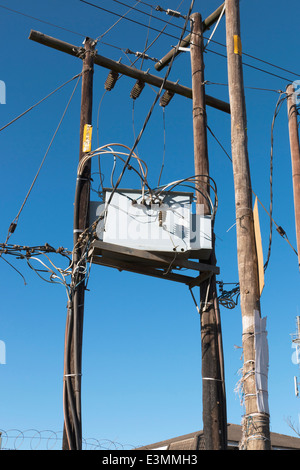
[[136, 423, 300, 450]]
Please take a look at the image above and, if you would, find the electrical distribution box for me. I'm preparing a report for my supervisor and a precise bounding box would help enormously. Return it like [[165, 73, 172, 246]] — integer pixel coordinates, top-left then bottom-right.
[[89, 189, 212, 260]]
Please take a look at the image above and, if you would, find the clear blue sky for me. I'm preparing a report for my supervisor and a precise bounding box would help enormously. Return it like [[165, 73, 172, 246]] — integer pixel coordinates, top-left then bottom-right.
[[0, 0, 300, 450]]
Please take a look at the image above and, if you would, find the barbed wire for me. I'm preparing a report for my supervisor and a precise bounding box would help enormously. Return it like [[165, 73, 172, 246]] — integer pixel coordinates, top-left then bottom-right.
[[0, 428, 135, 450]]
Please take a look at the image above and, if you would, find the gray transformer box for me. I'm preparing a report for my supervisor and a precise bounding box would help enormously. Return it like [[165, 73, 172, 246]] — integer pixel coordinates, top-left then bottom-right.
[[89, 189, 213, 260]]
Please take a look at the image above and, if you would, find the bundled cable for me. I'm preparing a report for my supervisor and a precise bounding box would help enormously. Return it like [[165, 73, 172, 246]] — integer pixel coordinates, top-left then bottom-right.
[[152, 175, 218, 219]]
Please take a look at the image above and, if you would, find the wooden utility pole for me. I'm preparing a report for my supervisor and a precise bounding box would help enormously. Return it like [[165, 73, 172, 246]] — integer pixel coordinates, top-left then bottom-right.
[[28, 10, 230, 449], [63, 37, 95, 450], [286, 84, 300, 270], [190, 12, 227, 450], [225, 0, 270, 449]]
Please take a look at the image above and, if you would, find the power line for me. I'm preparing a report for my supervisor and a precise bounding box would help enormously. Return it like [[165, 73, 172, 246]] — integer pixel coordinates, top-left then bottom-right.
[[80, 0, 300, 80], [207, 116, 298, 260], [110, 0, 186, 32], [264, 92, 290, 272], [104, 0, 196, 207], [96, 0, 143, 42], [2, 0, 297, 83], [79, 0, 185, 42], [74, 0, 197, 250], [0, 3, 86, 37], [0, 72, 83, 133], [206, 48, 296, 83], [2, 74, 82, 249]]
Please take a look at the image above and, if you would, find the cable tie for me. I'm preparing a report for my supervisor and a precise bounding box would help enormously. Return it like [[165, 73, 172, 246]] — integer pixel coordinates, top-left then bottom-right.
[[64, 373, 82, 378], [202, 377, 223, 382], [76, 176, 90, 181], [73, 229, 84, 233]]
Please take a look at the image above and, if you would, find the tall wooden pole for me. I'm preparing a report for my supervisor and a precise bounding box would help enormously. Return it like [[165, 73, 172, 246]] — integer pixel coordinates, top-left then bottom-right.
[[286, 84, 300, 270], [190, 12, 227, 450], [225, 0, 270, 450], [62, 37, 95, 450]]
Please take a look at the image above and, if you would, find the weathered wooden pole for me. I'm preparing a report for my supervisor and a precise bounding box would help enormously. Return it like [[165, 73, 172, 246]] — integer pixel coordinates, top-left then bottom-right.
[[190, 12, 227, 450], [225, 0, 271, 450]]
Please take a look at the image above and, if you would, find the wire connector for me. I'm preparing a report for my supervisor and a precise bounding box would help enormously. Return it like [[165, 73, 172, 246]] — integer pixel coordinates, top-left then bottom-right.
[[155, 5, 186, 19], [125, 49, 159, 64]]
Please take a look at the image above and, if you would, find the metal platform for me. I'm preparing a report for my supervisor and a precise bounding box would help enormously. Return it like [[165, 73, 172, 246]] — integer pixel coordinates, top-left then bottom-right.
[[88, 239, 219, 288]]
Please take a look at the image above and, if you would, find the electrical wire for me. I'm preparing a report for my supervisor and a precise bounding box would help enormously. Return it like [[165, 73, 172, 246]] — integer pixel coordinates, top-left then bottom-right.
[[139, 2, 153, 70], [157, 106, 166, 187], [78, 143, 149, 185], [206, 109, 298, 259], [1, 74, 82, 252], [0, 3, 86, 37], [95, 0, 143, 42], [111, 0, 186, 34], [96, 89, 108, 193], [80, 0, 300, 81], [100, 0, 185, 69], [217, 281, 240, 309], [0, 255, 27, 285], [0, 243, 73, 293], [0, 72, 83, 134], [70, 0, 196, 264], [206, 48, 296, 83], [153, 175, 218, 219], [205, 80, 285, 94], [101, 0, 195, 212], [93, 0, 300, 80], [5, 0, 293, 85], [203, 3, 225, 50], [264, 91, 289, 272]]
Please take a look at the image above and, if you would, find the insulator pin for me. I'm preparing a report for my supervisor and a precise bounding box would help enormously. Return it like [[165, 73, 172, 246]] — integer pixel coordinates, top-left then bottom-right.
[[159, 89, 175, 107], [104, 70, 119, 91], [130, 80, 145, 100]]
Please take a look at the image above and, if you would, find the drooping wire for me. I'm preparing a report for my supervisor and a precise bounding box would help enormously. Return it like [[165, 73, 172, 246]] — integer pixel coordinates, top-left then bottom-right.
[[71, 0, 196, 262], [104, 0, 196, 209], [203, 3, 225, 51], [0, 3, 86, 37], [157, 106, 166, 187], [1, 73, 82, 253], [217, 281, 240, 309], [0, 255, 27, 285], [206, 105, 298, 259], [80, 0, 300, 82], [0, 72, 83, 134], [0, 243, 73, 292], [96, 89, 108, 193], [95, 0, 143, 42], [101, 0, 185, 68], [264, 91, 289, 272], [152, 174, 218, 219], [140, 3, 153, 70]]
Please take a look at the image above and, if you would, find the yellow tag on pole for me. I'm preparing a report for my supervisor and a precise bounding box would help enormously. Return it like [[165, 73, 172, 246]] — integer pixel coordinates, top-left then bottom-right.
[[234, 35, 242, 55], [82, 124, 93, 153], [253, 197, 265, 296]]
